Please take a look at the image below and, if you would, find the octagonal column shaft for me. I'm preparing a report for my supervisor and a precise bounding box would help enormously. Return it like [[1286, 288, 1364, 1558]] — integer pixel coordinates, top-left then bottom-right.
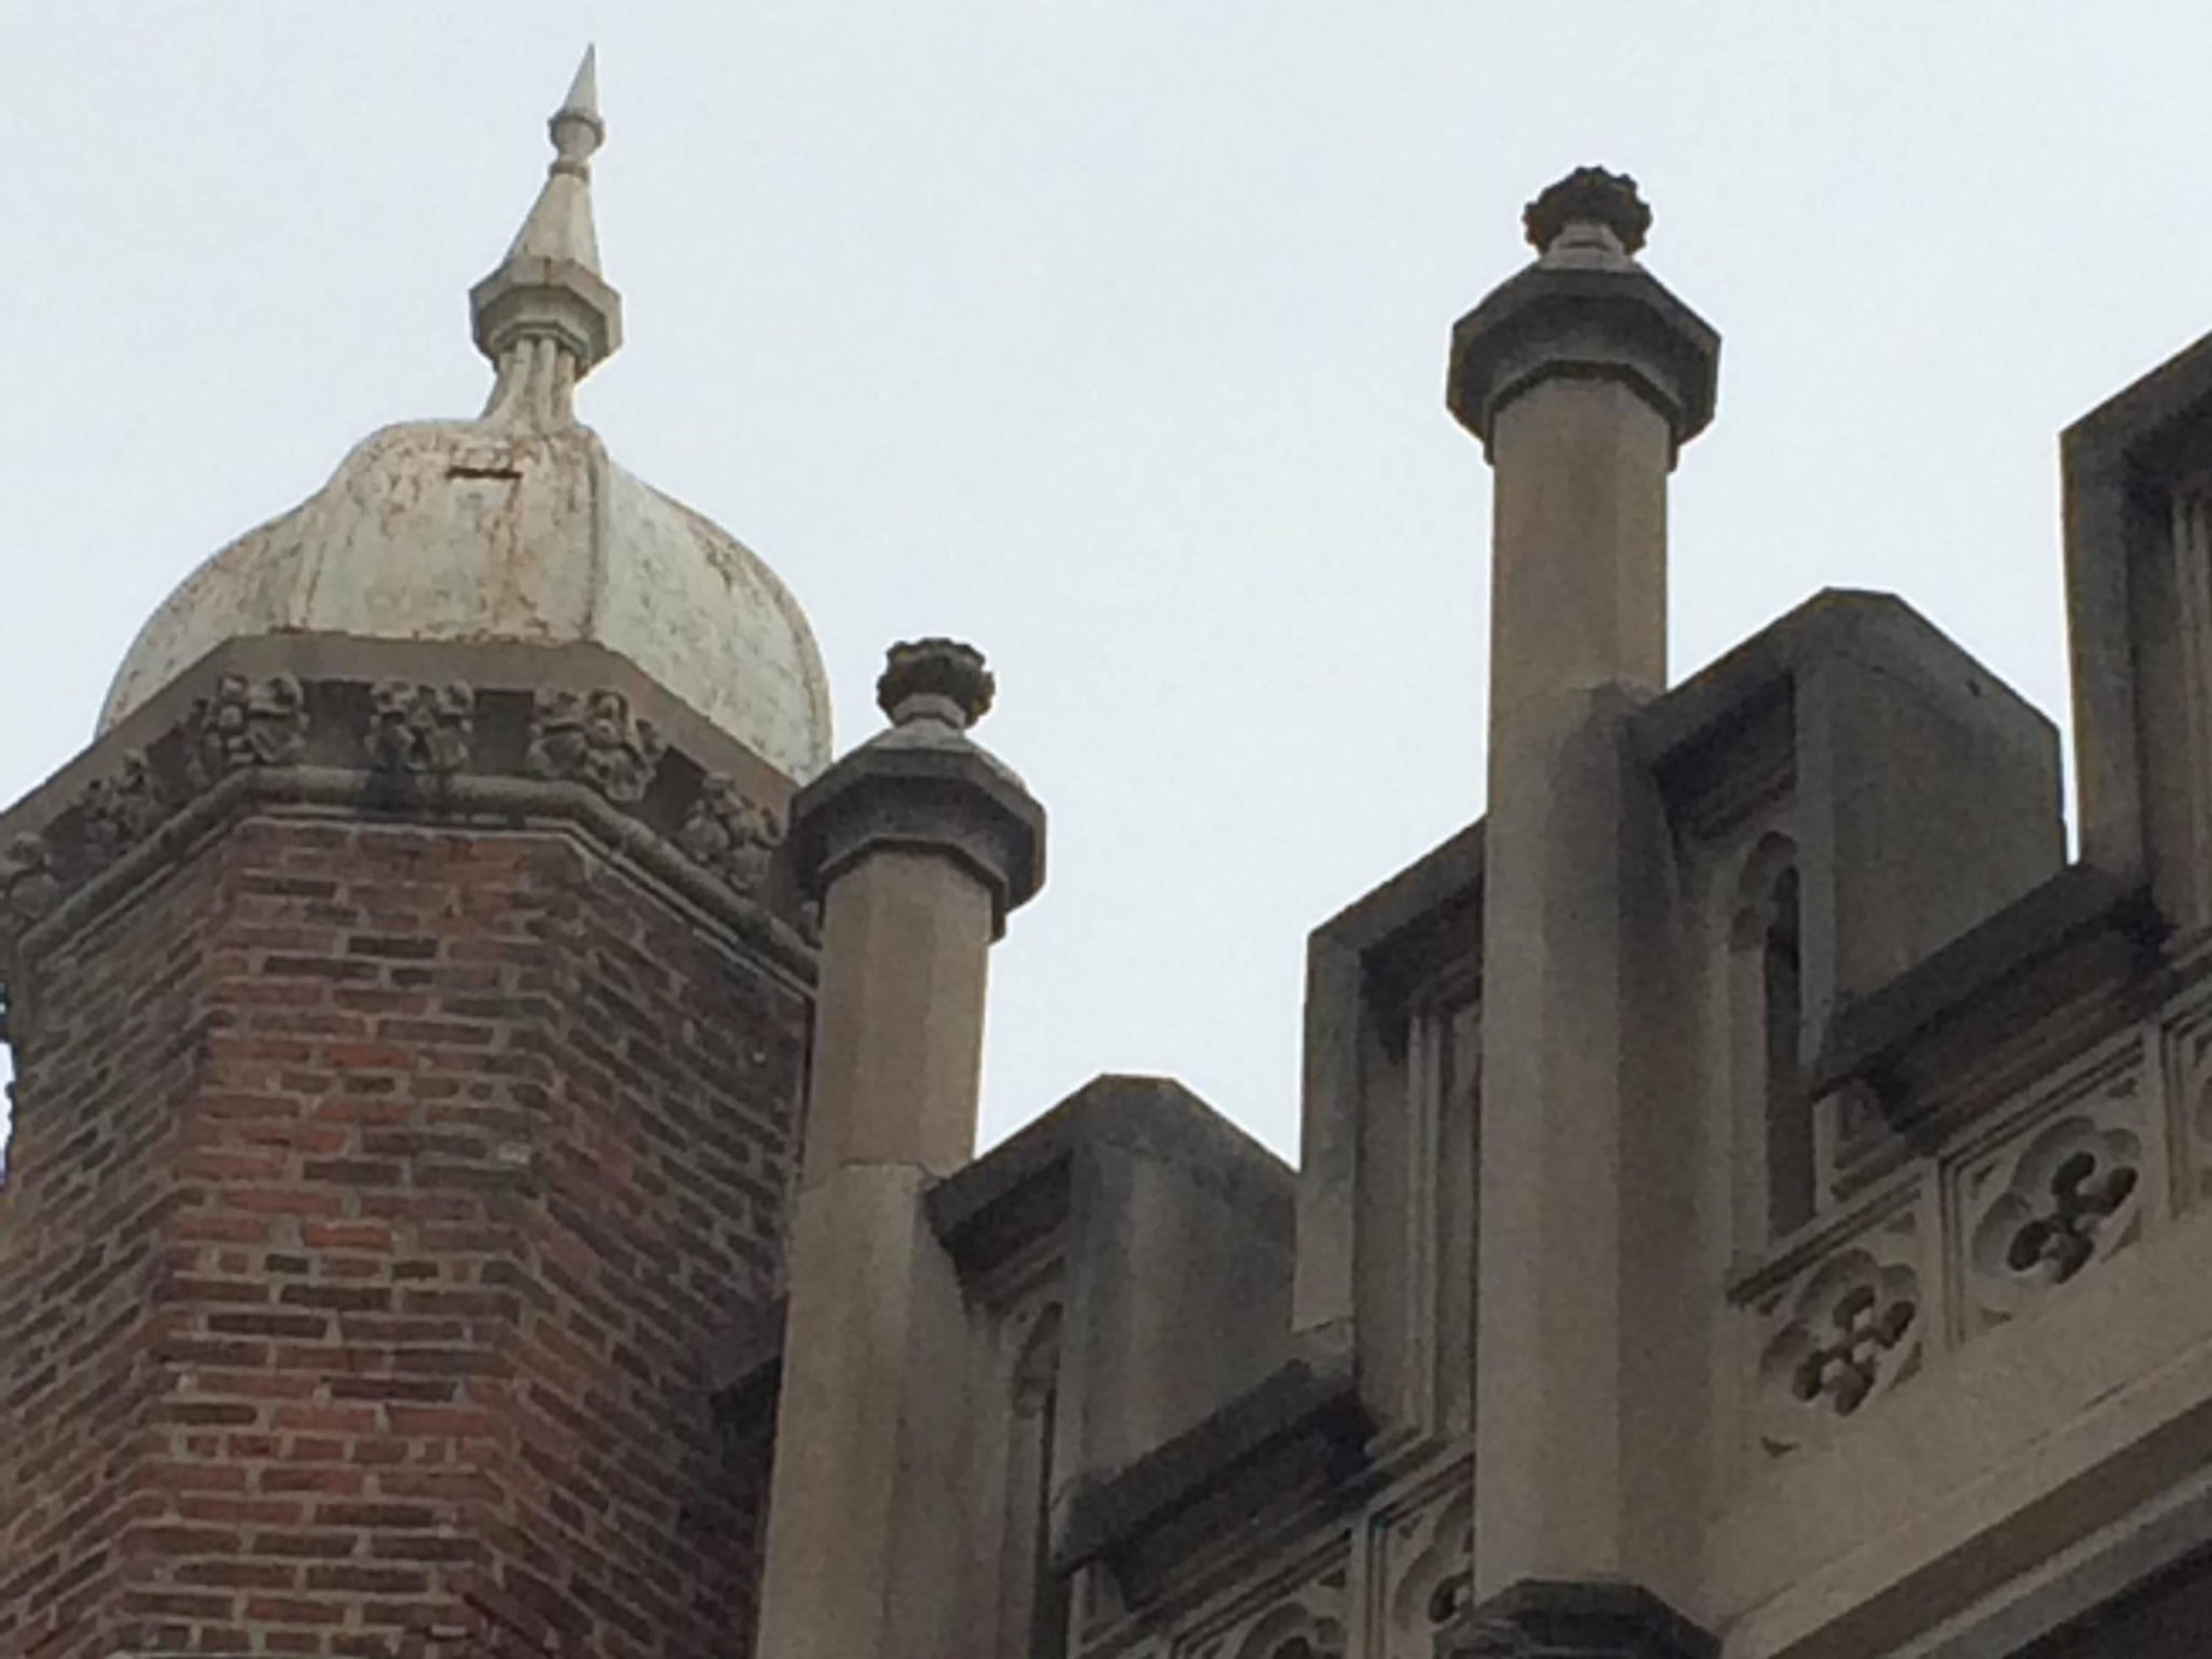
[[1489, 375, 1671, 742], [804, 847, 995, 1181], [754, 641, 1044, 1659], [1448, 170, 1719, 1608]]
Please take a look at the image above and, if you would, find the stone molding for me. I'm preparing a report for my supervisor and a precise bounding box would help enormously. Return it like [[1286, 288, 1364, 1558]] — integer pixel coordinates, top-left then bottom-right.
[[1447, 262, 1719, 456], [787, 636, 1043, 930], [790, 726, 1044, 931], [0, 662, 810, 979]]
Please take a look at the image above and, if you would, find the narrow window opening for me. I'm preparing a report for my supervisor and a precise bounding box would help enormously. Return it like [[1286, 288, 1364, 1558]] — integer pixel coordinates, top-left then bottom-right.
[[1731, 837, 1815, 1248], [1002, 1305, 1066, 1659], [1027, 1377, 1068, 1659], [1763, 866, 1812, 1237]]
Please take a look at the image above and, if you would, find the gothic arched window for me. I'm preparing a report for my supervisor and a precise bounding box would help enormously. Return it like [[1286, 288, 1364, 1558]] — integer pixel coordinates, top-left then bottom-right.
[[1732, 836, 1812, 1244], [1000, 1304, 1066, 1659]]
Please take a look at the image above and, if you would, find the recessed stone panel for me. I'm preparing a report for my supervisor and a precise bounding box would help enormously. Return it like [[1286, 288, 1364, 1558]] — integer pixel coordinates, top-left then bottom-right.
[[1949, 1032, 2157, 1340], [1743, 1181, 1931, 1462]]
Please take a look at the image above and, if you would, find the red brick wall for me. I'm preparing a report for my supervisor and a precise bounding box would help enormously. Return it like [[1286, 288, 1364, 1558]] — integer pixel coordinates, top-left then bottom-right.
[[0, 831, 226, 1658], [0, 813, 807, 1659]]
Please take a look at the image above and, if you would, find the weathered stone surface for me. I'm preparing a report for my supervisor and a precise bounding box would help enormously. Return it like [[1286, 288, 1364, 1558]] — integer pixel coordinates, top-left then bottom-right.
[[756, 641, 1046, 1659], [1470, 257, 1703, 1599]]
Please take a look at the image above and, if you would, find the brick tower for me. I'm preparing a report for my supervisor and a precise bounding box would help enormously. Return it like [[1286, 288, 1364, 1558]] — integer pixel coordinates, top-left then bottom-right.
[[0, 53, 828, 1659]]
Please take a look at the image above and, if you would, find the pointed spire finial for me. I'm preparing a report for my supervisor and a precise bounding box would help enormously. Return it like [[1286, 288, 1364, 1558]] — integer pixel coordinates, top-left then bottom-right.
[[469, 48, 624, 428], [549, 46, 602, 177]]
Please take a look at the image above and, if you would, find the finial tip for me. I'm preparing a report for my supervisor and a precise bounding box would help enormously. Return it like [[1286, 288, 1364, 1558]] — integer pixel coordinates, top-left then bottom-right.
[[878, 639, 995, 731], [543, 46, 603, 178], [1523, 166, 1651, 257], [561, 46, 599, 124]]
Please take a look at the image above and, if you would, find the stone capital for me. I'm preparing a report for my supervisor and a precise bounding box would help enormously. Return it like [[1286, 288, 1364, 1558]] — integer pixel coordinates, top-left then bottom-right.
[[1434, 1581, 1717, 1659], [788, 731, 1046, 933], [1447, 260, 1719, 456]]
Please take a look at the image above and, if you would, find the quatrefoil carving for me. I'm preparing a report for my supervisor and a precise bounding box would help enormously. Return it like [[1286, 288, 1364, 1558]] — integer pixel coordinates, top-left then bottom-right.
[[1965, 1098, 2144, 1331], [1789, 1281, 1916, 1416], [1754, 1236, 1923, 1458]]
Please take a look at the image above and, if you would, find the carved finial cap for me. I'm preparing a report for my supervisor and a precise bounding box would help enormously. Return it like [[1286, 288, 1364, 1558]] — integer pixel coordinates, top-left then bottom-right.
[[1523, 166, 1651, 257], [1447, 166, 1717, 451], [795, 637, 1043, 926], [877, 639, 996, 731]]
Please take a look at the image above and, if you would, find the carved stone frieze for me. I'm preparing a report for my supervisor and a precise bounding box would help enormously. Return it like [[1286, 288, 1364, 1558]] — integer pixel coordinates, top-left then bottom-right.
[[367, 680, 475, 775], [526, 686, 665, 805], [0, 663, 814, 986], [1956, 1038, 2152, 1336], [79, 750, 167, 869], [1747, 1192, 1925, 1460], [187, 672, 309, 788], [678, 774, 783, 896], [0, 832, 61, 924]]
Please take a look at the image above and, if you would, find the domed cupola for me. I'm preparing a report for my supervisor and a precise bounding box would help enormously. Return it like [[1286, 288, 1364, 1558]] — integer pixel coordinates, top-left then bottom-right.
[[100, 49, 833, 782]]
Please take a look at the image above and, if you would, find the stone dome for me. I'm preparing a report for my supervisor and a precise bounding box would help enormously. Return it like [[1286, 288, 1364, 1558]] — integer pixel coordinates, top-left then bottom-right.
[[100, 49, 832, 782]]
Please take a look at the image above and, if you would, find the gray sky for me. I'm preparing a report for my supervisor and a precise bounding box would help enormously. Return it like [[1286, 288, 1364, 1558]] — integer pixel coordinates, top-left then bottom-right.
[[4, 3, 2208, 1160]]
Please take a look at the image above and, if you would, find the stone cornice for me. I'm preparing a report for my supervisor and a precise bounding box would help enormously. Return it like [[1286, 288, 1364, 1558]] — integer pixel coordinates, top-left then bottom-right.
[[0, 636, 815, 982]]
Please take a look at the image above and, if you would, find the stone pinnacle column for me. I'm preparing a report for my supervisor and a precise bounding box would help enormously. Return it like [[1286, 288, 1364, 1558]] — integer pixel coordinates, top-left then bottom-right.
[[754, 639, 1045, 1659], [1445, 170, 1719, 1652]]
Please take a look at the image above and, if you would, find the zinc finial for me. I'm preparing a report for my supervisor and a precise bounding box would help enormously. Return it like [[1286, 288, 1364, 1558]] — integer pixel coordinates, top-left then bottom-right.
[[548, 46, 603, 179], [470, 46, 624, 426]]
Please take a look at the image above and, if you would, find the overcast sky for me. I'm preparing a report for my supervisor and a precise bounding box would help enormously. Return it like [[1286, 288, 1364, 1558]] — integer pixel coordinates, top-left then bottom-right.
[[5, 4, 2210, 1161]]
